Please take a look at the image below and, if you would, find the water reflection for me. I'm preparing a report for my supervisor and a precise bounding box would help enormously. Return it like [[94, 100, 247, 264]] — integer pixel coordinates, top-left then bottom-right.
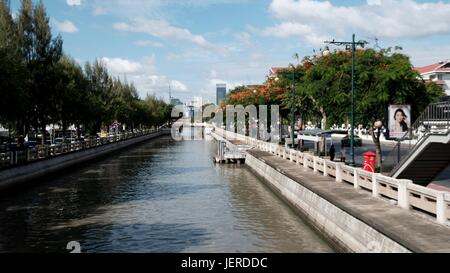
[[0, 136, 333, 253]]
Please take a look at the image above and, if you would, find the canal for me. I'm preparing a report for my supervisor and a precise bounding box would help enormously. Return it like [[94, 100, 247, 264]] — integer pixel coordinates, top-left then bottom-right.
[[0, 135, 334, 253]]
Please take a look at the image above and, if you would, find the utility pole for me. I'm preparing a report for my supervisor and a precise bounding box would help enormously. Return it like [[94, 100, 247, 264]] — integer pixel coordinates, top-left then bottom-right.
[[290, 64, 296, 149], [325, 34, 367, 167], [169, 84, 172, 102]]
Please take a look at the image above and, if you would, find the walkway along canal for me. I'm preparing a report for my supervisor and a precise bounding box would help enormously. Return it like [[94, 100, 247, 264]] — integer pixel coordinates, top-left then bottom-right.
[[0, 129, 170, 192], [218, 128, 450, 252], [0, 135, 334, 253]]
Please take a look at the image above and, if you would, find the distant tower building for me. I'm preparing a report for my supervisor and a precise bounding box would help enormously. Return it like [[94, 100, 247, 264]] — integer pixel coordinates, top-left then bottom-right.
[[216, 84, 227, 105], [170, 97, 183, 106]]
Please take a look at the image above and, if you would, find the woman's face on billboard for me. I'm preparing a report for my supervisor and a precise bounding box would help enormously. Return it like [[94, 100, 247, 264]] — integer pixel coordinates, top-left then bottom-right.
[[395, 111, 405, 123]]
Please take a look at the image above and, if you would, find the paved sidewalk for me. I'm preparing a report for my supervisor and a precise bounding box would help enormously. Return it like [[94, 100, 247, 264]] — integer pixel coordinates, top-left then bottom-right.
[[248, 149, 450, 253]]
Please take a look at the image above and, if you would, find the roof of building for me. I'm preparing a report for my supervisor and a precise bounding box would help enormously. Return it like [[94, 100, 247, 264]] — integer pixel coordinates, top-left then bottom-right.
[[416, 61, 450, 74], [423, 78, 446, 85]]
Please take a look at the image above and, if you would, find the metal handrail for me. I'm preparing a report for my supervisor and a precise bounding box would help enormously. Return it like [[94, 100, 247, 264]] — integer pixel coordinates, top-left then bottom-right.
[[0, 128, 163, 169]]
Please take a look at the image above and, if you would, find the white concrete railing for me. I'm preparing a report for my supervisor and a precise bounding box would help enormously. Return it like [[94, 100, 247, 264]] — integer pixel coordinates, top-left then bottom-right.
[[214, 127, 450, 226]]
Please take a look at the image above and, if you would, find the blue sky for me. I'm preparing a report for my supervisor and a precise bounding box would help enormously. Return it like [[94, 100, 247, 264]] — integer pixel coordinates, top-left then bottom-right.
[[10, 0, 450, 103]]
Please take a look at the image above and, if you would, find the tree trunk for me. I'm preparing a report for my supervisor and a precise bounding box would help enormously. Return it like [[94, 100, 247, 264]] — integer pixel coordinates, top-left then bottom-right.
[[41, 125, 46, 145], [76, 124, 81, 139], [320, 107, 327, 130], [62, 121, 66, 142], [309, 96, 327, 130]]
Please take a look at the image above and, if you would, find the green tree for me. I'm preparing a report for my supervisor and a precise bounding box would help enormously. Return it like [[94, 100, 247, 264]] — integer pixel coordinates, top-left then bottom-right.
[[306, 48, 444, 167], [53, 56, 92, 138], [17, 0, 63, 143], [84, 60, 115, 133], [0, 0, 26, 135]]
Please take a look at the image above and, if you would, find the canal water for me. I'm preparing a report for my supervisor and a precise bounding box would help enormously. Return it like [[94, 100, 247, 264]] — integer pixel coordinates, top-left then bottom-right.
[[0, 135, 333, 253]]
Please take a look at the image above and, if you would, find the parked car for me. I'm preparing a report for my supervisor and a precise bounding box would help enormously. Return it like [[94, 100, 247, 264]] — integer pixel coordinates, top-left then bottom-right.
[[24, 141, 37, 149], [0, 136, 12, 152], [341, 135, 363, 147], [64, 138, 77, 144]]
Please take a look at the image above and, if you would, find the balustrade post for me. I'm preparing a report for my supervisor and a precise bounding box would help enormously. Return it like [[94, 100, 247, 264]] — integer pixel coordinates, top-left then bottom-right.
[[335, 163, 342, 182], [290, 150, 294, 162], [323, 160, 328, 177], [354, 168, 360, 189], [372, 173, 380, 198], [397, 179, 412, 209], [303, 155, 309, 171], [436, 192, 447, 224], [296, 152, 300, 165]]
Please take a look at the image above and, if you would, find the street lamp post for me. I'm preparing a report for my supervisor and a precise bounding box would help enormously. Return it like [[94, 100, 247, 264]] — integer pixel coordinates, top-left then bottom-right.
[[290, 64, 296, 149], [374, 120, 383, 173], [325, 34, 366, 167]]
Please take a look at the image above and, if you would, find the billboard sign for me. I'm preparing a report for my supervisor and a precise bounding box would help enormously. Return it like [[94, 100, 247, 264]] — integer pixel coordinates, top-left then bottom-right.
[[388, 105, 411, 140]]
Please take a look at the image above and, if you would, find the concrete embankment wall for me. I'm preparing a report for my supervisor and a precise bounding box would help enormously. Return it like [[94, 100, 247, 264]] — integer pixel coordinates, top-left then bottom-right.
[[0, 130, 170, 192], [245, 151, 411, 253]]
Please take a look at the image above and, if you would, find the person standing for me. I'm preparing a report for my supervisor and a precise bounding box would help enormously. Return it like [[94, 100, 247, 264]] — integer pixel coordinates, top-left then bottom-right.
[[330, 144, 336, 162], [340, 144, 346, 162]]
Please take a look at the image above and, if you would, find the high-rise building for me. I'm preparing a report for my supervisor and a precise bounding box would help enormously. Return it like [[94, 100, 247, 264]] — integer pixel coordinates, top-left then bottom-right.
[[216, 84, 227, 105], [170, 97, 183, 106]]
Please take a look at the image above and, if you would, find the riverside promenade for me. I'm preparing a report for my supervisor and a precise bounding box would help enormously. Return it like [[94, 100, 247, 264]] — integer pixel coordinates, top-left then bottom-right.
[[0, 129, 171, 192], [213, 127, 450, 252], [246, 149, 450, 252]]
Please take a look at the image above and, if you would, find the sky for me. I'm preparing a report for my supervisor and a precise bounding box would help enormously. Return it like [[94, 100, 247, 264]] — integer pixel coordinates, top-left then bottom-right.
[[10, 0, 450, 103]]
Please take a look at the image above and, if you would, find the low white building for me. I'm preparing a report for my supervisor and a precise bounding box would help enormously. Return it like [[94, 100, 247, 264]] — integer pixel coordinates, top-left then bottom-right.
[[415, 61, 450, 96], [0, 126, 8, 137], [186, 97, 206, 110]]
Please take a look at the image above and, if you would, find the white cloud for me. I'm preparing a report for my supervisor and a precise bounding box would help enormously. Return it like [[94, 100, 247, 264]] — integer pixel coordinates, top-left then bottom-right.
[[134, 40, 165, 48], [260, 0, 450, 46], [99, 56, 188, 99], [52, 19, 79, 33], [367, 0, 381, 6], [100, 57, 145, 75], [170, 80, 188, 92], [136, 75, 189, 97], [66, 0, 81, 6], [259, 22, 328, 45], [114, 18, 227, 54], [235, 31, 252, 47]]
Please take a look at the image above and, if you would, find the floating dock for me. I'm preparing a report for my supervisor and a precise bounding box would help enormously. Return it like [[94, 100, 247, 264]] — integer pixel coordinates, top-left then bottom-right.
[[211, 130, 251, 164]]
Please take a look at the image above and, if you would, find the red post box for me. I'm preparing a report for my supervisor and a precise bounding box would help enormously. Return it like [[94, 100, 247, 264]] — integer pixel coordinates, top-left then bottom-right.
[[363, 152, 377, 173]]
